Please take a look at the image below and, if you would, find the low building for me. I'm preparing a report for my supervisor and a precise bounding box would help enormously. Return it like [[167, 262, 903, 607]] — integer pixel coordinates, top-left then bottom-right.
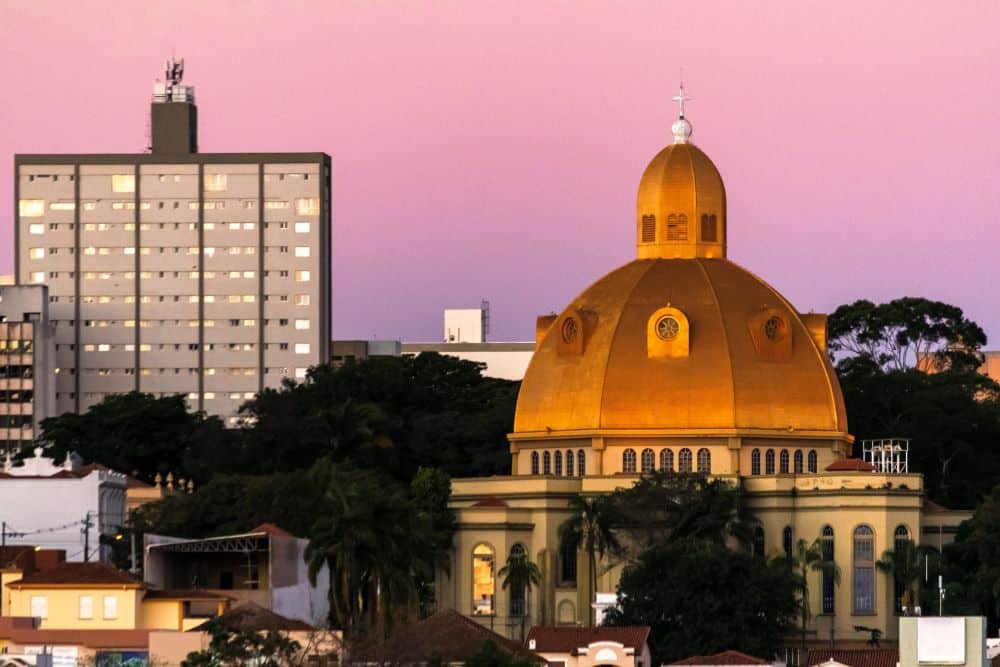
[[804, 649, 899, 667], [402, 341, 535, 381], [0, 285, 55, 454], [330, 339, 402, 366], [143, 523, 329, 626], [526, 626, 652, 667], [668, 650, 771, 667], [0, 449, 126, 563]]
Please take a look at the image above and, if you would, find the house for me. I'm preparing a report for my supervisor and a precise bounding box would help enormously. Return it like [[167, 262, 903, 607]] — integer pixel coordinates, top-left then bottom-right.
[[526, 626, 652, 667], [804, 649, 899, 667], [143, 523, 330, 626], [668, 650, 772, 667]]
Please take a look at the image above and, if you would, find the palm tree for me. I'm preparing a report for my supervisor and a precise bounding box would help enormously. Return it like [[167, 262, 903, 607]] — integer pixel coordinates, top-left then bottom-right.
[[876, 539, 929, 616], [789, 538, 841, 651], [558, 495, 625, 626], [497, 548, 542, 641]]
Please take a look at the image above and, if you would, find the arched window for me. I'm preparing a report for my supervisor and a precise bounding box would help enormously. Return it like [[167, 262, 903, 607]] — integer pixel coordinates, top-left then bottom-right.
[[543, 451, 551, 475], [566, 450, 574, 477], [472, 544, 495, 616], [808, 450, 818, 473], [765, 449, 775, 475], [793, 450, 803, 474], [779, 450, 789, 474], [560, 539, 577, 586], [751, 449, 761, 475], [623, 449, 637, 474], [554, 451, 563, 476], [853, 525, 875, 614], [530, 452, 539, 475], [678, 448, 693, 473], [821, 526, 835, 613], [752, 525, 765, 558], [697, 448, 711, 474], [577, 449, 586, 477], [783, 526, 793, 558], [894, 525, 911, 614], [508, 544, 527, 616], [641, 448, 655, 474], [660, 449, 674, 472]]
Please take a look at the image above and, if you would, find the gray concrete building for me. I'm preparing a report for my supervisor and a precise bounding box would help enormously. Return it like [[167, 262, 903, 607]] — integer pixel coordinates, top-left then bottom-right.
[[0, 285, 55, 452], [13, 60, 330, 422]]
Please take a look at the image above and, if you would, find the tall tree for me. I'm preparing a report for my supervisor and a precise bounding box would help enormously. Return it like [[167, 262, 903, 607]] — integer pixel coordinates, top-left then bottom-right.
[[558, 495, 625, 626], [788, 538, 840, 650], [497, 549, 541, 641], [876, 539, 930, 616]]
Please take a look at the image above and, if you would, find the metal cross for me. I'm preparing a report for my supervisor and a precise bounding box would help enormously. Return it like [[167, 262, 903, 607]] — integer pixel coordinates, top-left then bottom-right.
[[672, 83, 692, 119]]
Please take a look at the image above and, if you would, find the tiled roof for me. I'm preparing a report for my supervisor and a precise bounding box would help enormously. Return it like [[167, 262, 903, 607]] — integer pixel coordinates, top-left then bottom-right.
[[143, 589, 230, 601], [526, 626, 651, 653], [669, 650, 770, 665], [191, 601, 314, 632], [0, 618, 149, 649], [354, 609, 543, 663], [7, 562, 140, 587], [825, 458, 876, 472], [804, 648, 899, 667], [250, 522, 294, 538]]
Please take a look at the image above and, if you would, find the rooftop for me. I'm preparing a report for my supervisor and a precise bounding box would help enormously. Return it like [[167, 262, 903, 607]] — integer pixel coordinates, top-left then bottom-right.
[[191, 601, 313, 632], [803, 648, 899, 667], [668, 650, 771, 666], [526, 625, 651, 653], [8, 562, 140, 588]]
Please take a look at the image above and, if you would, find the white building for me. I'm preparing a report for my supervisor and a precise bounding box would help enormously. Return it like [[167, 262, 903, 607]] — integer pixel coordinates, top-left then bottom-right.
[[13, 59, 331, 423], [0, 449, 127, 563]]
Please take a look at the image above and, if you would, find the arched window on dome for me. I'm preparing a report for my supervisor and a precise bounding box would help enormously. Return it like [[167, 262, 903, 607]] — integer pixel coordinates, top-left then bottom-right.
[[543, 451, 551, 475], [641, 214, 656, 243], [793, 450, 804, 474], [752, 524, 765, 558], [660, 449, 674, 472], [554, 451, 563, 476], [530, 452, 539, 476], [853, 525, 875, 614], [700, 213, 718, 243], [508, 544, 527, 616], [623, 449, 637, 474], [697, 448, 711, 474], [678, 448, 693, 473], [821, 526, 835, 613], [765, 449, 775, 475], [779, 449, 790, 474], [783, 526, 794, 558], [641, 448, 655, 474], [751, 449, 761, 475], [577, 450, 586, 476], [893, 525, 911, 614], [566, 450, 574, 477], [808, 450, 818, 473]]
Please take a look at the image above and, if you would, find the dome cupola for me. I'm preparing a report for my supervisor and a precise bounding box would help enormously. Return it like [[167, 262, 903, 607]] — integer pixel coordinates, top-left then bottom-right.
[[636, 85, 727, 260]]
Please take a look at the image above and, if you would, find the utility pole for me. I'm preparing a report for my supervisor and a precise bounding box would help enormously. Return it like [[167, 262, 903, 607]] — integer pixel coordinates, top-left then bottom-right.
[[1, 521, 6, 568], [82, 513, 93, 563]]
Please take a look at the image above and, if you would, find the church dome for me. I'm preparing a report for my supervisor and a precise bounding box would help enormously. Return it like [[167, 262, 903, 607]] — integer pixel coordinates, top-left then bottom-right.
[[514, 93, 848, 441]]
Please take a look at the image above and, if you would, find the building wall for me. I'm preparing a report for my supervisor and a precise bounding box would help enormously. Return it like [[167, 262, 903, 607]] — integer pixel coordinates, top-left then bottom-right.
[[0, 285, 55, 451], [7, 586, 142, 630], [444, 309, 484, 343], [402, 342, 534, 381], [15, 155, 331, 423]]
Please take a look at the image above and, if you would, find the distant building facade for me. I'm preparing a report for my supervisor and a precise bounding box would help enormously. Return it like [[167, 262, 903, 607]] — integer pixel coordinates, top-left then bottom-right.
[[13, 59, 330, 423], [0, 285, 55, 452]]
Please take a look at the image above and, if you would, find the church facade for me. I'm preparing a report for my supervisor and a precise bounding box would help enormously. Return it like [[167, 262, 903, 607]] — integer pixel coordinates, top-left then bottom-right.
[[436, 97, 968, 647]]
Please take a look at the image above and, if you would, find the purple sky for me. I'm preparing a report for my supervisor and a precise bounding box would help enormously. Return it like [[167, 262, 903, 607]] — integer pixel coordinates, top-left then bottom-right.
[[2, 2, 998, 344]]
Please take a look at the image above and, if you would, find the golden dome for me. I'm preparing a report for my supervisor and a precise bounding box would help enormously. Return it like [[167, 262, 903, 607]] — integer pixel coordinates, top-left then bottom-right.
[[514, 105, 848, 441]]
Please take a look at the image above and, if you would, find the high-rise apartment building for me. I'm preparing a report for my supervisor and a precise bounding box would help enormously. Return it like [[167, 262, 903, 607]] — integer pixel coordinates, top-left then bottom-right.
[[13, 60, 330, 422], [0, 285, 55, 451]]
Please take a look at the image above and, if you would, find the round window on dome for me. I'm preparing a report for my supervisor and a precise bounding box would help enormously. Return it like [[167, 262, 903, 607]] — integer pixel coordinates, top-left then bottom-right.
[[561, 317, 579, 343], [764, 316, 786, 342], [655, 315, 681, 341]]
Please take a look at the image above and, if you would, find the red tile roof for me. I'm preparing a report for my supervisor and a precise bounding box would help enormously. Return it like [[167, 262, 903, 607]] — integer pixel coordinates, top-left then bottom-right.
[[526, 626, 651, 653], [669, 650, 770, 665], [804, 648, 899, 667], [8, 561, 140, 588], [191, 601, 314, 632], [0, 618, 150, 649], [250, 522, 295, 538], [143, 589, 230, 601], [825, 458, 876, 472]]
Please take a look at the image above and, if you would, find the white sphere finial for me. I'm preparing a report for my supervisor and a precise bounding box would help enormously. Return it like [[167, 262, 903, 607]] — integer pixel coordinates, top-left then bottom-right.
[[671, 82, 693, 144]]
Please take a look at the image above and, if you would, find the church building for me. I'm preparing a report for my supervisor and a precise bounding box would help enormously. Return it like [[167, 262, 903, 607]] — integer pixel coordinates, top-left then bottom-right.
[[436, 91, 969, 647]]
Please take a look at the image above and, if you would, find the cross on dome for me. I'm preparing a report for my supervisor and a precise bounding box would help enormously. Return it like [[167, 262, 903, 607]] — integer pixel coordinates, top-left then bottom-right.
[[672, 82, 692, 119], [670, 81, 693, 144]]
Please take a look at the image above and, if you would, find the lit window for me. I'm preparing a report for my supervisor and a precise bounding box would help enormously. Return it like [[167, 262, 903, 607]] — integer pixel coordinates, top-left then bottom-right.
[[79, 595, 93, 619], [204, 247, 216, 257], [697, 448, 711, 474], [123, 246, 135, 255], [640, 448, 654, 473], [243, 319, 256, 327], [83, 247, 96, 256], [102, 595, 118, 619], [228, 295, 241, 303], [97, 344, 110, 352], [295, 367, 307, 379], [243, 295, 255, 303], [294, 246, 310, 258], [243, 222, 256, 230], [29, 248, 44, 259], [111, 174, 135, 193], [660, 448, 673, 472], [204, 173, 227, 191], [50, 201, 75, 211], [242, 271, 255, 279], [83, 344, 96, 352], [82, 201, 96, 211], [244, 392, 254, 399], [294, 294, 310, 306], [30, 272, 44, 284], [28, 223, 45, 235], [294, 343, 310, 354], [204, 392, 215, 399], [20, 200, 46, 217], [295, 198, 320, 215], [187, 392, 198, 400], [622, 448, 637, 473], [265, 200, 289, 209], [472, 544, 495, 616], [294, 221, 310, 233], [295, 270, 310, 282], [294, 319, 310, 330], [30, 595, 48, 619]]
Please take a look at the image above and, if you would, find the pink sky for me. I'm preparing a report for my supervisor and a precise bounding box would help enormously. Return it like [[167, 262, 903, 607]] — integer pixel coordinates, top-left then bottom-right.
[[1, 2, 998, 344]]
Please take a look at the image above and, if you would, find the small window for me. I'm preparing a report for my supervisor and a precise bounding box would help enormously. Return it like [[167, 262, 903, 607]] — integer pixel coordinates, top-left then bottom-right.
[[102, 595, 118, 619], [751, 448, 761, 475], [295, 198, 320, 215], [543, 451, 551, 475], [111, 174, 135, 193], [640, 448, 655, 474], [294, 343, 311, 354], [678, 448, 693, 473], [20, 200, 46, 217], [660, 448, 674, 472], [566, 450, 574, 477], [295, 221, 311, 233], [641, 214, 656, 243], [697, 448, 711, 474], [560, 538, 577, 586], [666, 213, 688, 241], [577, 449, 586, 477], [808, 450, 818, 473], [700, 213, 718, 242], [782, 526, 793, 558], [765, 449, 775, 474], [295, 245, 311, 257], [622, 448, 637, 473], [779, 449, 790, 474], [821, 525, 835, 613], [30, 596, 48, 619], [794, 450, 804, 474], [554, 450, 563, 476]]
